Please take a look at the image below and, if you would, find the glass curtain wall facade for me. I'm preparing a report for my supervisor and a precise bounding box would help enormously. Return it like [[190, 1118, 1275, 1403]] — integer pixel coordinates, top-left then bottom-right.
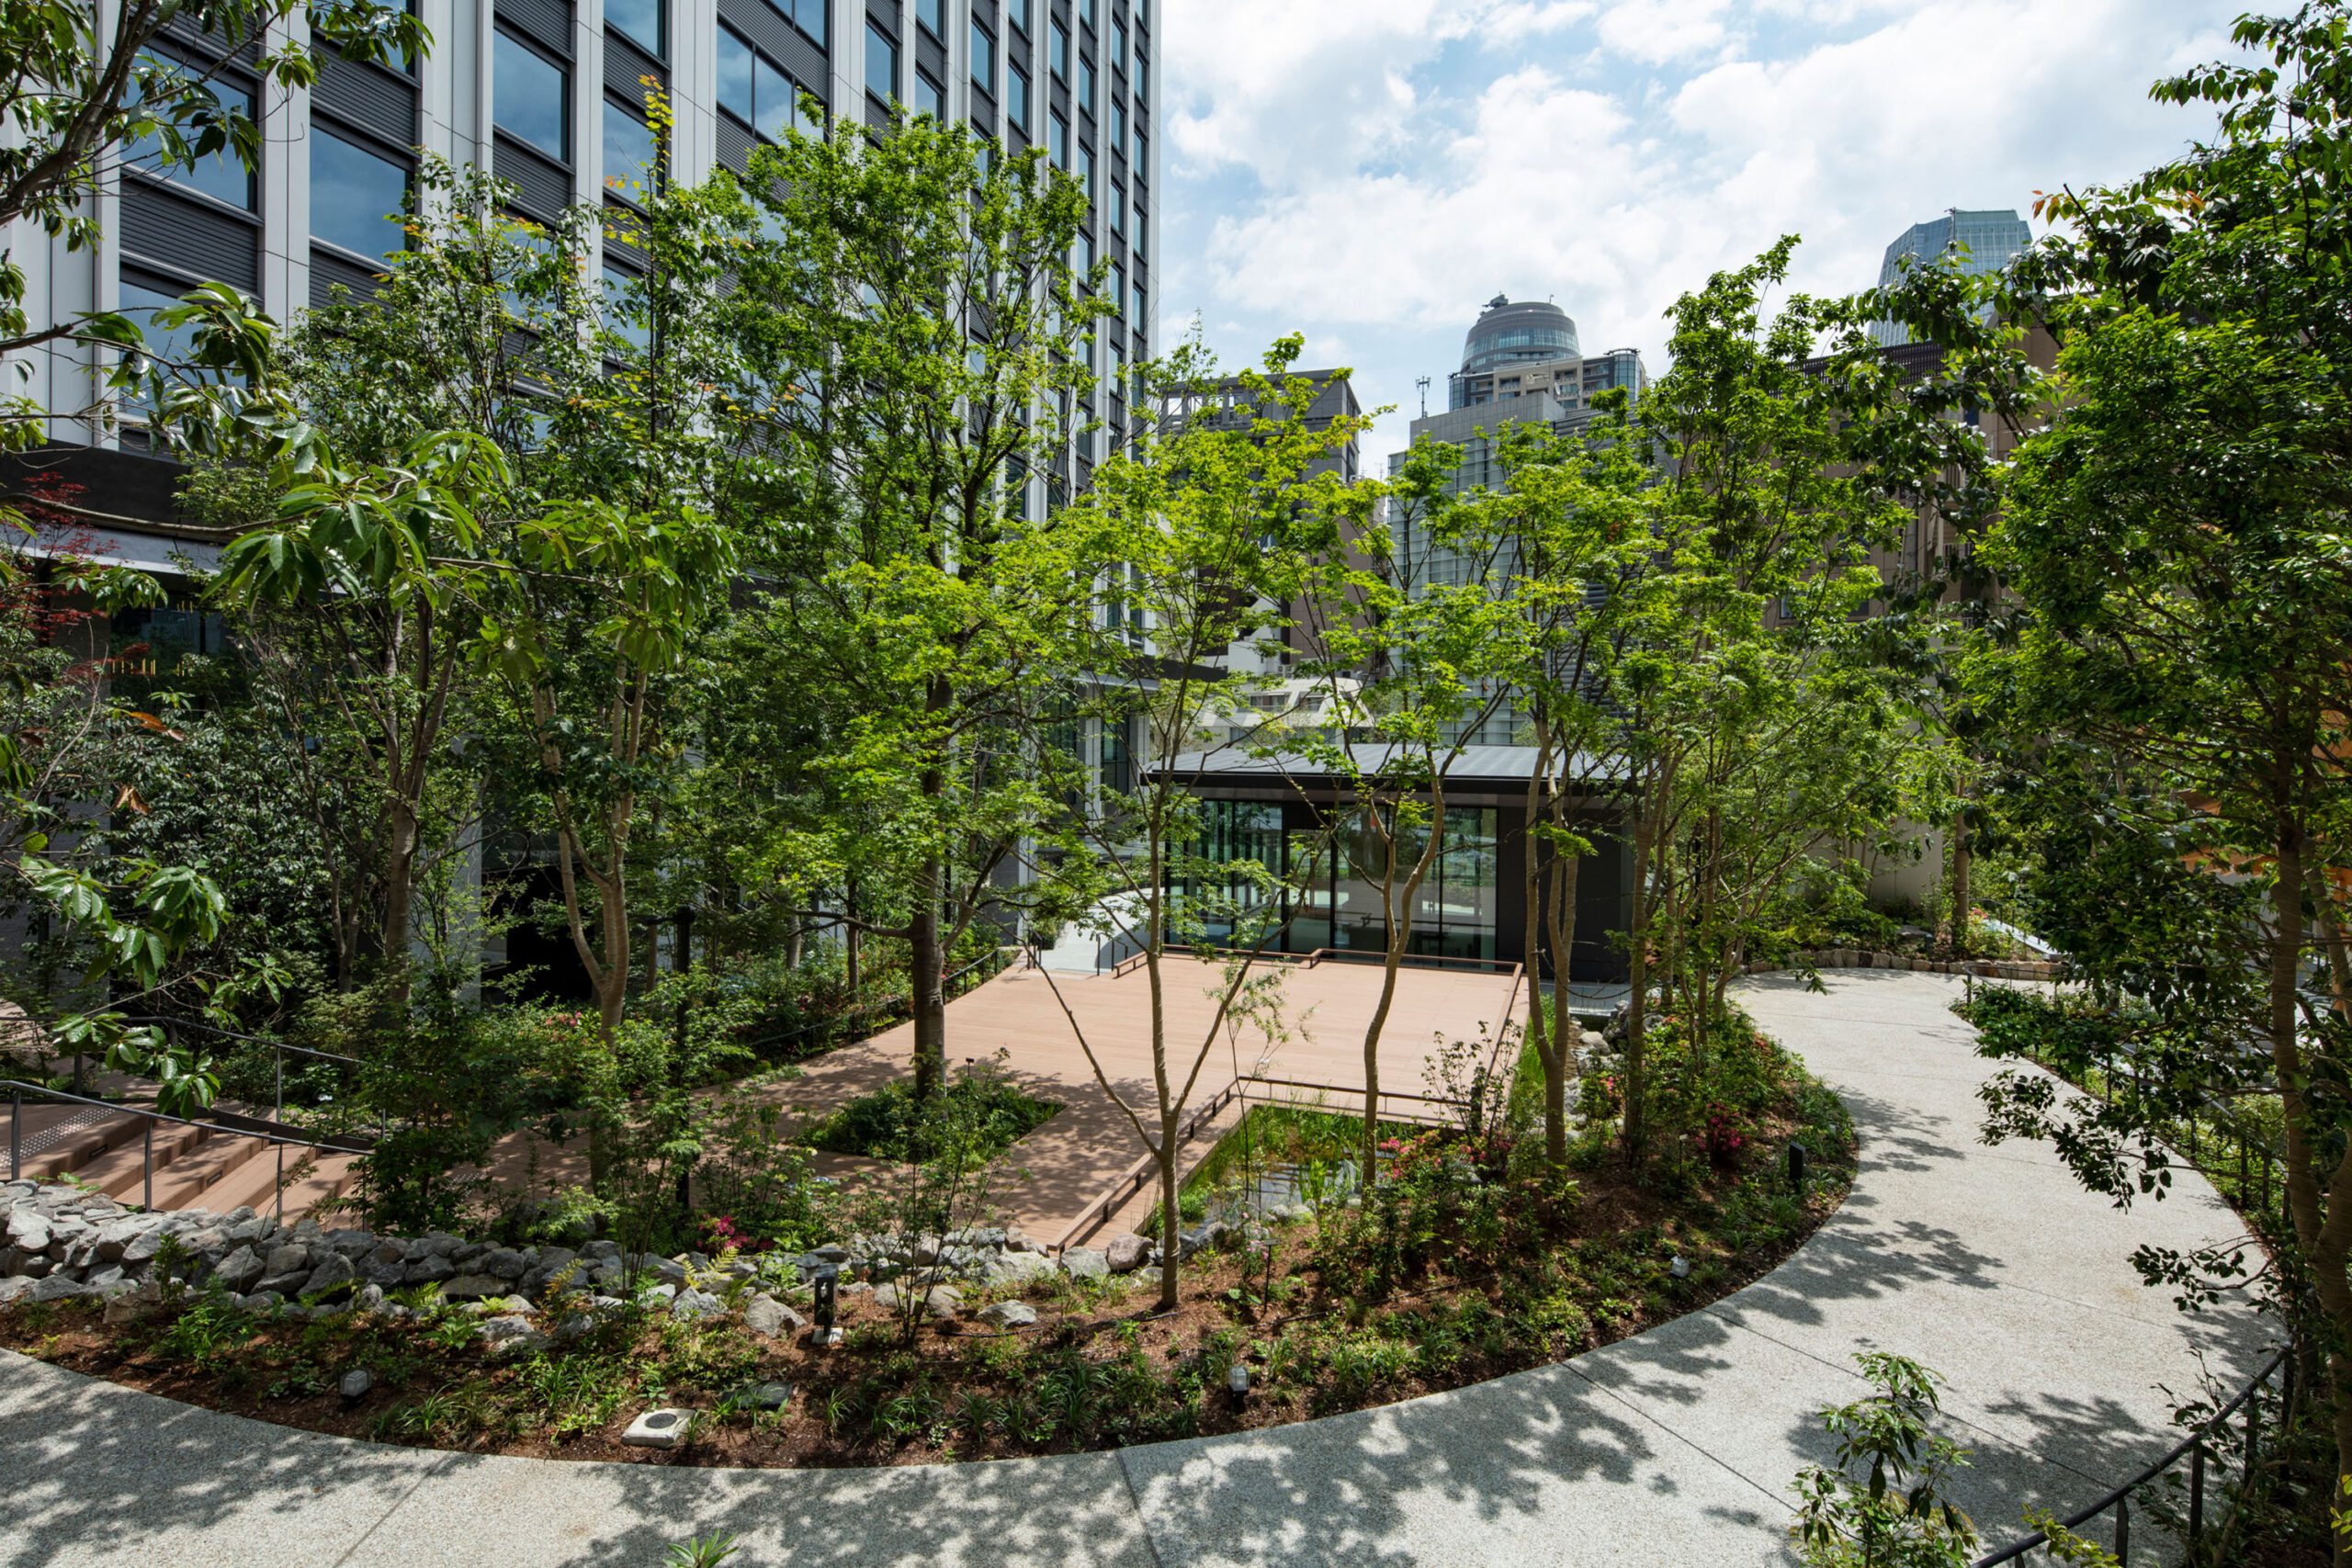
[[1186, 799, 1500, 964], [1870, 208, 2030, 347], [20, 0, 1159, 533]]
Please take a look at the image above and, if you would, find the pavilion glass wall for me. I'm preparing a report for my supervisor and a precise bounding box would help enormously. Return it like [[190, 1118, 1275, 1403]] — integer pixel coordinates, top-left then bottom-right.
[[1186, 799, 1497, 963]]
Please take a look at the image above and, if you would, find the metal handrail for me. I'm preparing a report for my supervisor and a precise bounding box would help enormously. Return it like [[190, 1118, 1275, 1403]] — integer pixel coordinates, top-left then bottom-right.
[[1047, 1075, 1246, 1255], [1107, 943, 1525, 981], [119, 1015, 365, 1068], [1971, 1344, 2291, 1565], [6, 1076, 371, 1221]]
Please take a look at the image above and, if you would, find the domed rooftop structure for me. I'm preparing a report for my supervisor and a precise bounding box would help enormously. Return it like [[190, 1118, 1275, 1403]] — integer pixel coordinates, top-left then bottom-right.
[[1459, 295, 1579, 377]]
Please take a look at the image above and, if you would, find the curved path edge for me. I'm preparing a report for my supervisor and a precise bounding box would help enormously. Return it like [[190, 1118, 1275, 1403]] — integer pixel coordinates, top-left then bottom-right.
[[0, 972, 2270, 1568]]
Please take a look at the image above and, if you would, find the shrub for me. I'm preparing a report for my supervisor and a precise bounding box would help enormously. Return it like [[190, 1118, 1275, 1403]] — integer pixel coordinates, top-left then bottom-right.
[[801, 1058, 1059, 1163]]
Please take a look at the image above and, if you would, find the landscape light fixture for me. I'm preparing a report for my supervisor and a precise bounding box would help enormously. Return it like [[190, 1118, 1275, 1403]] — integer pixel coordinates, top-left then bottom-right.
[[1228, 1362, 1250, 1400], [1669, 1255, 1690, 1280], [1788, 1143, 1808, 1193], [812, 1264, 841, 1346]]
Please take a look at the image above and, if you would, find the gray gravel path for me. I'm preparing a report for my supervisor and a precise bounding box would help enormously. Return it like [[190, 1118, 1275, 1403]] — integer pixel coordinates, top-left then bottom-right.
[[0, 970, 2271, 1566]]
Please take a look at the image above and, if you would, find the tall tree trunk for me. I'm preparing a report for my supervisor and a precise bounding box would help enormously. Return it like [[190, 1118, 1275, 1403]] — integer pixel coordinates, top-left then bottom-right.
[[910, 863, 946, 1101], [1522, 756, 1562, 1167], [1949, 802, 1972, 953], [1623, 788, 1657, 1164], [2266, 784, 2352, 1568], [382, 797, 419, 998], [1545, 842, 1584, 1166]]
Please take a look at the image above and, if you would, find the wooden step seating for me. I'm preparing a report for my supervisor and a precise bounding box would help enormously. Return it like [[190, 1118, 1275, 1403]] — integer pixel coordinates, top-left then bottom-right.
[[3, 1079, 362, 1222]]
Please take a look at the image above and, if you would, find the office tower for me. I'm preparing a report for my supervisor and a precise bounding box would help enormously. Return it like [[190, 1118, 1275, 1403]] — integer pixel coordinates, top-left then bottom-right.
[[11, 0, 1159, 532], [1871, 208, 2030, 346], [1384, 297, 1649, 743]]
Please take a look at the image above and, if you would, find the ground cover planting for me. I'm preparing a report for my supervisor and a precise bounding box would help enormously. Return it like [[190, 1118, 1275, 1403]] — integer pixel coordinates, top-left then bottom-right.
[[0, 1011, 1850, 1467]]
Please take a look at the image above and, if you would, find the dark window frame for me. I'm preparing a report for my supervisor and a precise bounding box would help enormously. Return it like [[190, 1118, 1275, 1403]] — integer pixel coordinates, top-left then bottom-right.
[[308, 115, 416, 264], [492, 23, 572, 165]]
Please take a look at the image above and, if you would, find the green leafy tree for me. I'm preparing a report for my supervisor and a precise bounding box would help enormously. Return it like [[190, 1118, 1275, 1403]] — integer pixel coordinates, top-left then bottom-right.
[[1611, 241, 1932, 1159], [721, 107, 1099, 1100], [1022, 336, 1366, 1309], [1289, 434, 1525, 1180], [1947, 10, 2352, 1551], [1791, 1353, 1977, 1568]]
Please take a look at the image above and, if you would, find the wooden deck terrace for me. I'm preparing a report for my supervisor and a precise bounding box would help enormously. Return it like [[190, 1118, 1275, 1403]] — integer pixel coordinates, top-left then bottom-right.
[[478, 955, 1529, 1249]]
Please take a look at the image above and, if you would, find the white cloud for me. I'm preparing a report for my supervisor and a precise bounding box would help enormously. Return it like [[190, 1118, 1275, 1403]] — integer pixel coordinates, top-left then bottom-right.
[[1595, 0, 1739, 64], [1159, 0, 2233, 459]]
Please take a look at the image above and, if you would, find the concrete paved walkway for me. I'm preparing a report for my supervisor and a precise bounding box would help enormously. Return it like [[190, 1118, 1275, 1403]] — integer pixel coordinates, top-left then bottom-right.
[[0, 970, 2270, 1566]]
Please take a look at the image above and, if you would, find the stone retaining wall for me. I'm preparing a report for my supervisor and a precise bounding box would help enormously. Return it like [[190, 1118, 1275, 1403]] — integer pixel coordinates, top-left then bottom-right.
[[0, 1178, 1182, 1343], [1747, 951, 2063, 983]]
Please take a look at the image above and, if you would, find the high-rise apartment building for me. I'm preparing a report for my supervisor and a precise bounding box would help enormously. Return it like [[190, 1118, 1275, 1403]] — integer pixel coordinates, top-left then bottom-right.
[[1870, 208, 2030, 346], [10, 0, 1158, 533]]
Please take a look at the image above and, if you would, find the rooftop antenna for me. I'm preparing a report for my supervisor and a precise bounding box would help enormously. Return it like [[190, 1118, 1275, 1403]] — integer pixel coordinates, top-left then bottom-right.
[[1415, 375, 1430, 417]]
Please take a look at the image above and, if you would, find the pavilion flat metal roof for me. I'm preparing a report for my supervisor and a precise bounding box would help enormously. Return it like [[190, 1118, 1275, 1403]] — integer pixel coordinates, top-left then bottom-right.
[[1155, 743, 1624, 789]]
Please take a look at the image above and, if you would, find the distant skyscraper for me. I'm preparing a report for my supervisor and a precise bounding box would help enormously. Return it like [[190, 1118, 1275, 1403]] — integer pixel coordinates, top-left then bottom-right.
[[1871, 209, 2031, 346], [1449, 295, 1579, 410], [1389, 297, 1651, 744]]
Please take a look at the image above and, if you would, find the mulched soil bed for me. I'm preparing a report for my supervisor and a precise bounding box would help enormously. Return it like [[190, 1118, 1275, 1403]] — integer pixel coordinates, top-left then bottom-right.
[[0, 1114, 1851, 1469]]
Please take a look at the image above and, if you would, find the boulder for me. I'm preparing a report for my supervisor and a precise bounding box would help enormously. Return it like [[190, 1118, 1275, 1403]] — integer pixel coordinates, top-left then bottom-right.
[[482, 1247, 527, 1280], [1061, 1247, 1109, 1281], [476, 1314, 550, 1358], [728, 1381, 793, 1411], [102, 1293, 149, 1325], [255, 1271, 312, 1299], [0, 1276, 33, 1307], [211, 1245, 265, 1292], [121, 1228, 171, 1268], [355, 1284, 386, 1314], [525, 1247, 580, 1293], [28, 1273, 86, 1303], [978, 1300, 1037, 1328], [263, 1244, 311, 1278], [671, 1288, 727, 1324], [441, 1272, 505, 1301], [743, 1294, 807, 1340], [1103, 1234, 1152, 1274], [983, 1251, 1057, 1287], [404, 1255, 457, 1285], [870, 1282, 904, 1313], [1132, 1265, 1164, 1292], [94, 1218, 152, 1262], [305, 1252, 358, 1301], [922, 1285, 962, 1319]]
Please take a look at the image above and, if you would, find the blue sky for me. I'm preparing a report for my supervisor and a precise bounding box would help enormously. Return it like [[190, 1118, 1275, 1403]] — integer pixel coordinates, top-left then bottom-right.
[[1155, 0, 2236, 462]]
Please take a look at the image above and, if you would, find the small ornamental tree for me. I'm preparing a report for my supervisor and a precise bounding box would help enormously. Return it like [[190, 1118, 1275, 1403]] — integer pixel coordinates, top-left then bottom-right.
[[1021, 336, 1368, 1312]]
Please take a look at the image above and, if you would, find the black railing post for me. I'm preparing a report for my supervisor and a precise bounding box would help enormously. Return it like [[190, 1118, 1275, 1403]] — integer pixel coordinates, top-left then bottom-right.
[[8, 1087, 17, 1180], [142, 1118, 153, 1211], [2247, 1376, 2263, 1480], [2112, 1493, 2128, 1562]]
